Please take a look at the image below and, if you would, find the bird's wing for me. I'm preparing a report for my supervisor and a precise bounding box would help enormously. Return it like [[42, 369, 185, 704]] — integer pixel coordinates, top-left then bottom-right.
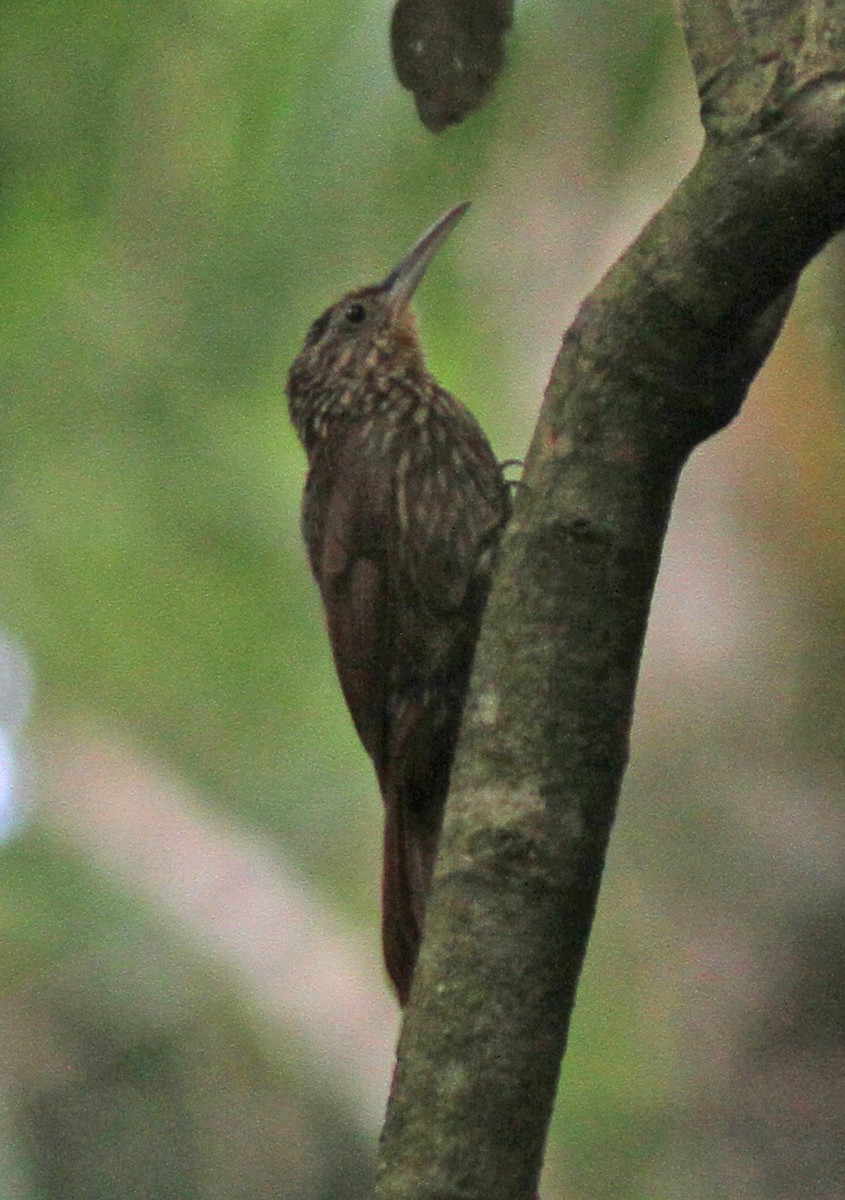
[[309, 436, 433, 1000], [306, 430, 394, 783]]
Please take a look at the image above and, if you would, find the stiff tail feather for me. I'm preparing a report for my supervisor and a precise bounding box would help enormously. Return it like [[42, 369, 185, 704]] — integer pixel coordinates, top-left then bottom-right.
[[380, 785, 441, 1006]]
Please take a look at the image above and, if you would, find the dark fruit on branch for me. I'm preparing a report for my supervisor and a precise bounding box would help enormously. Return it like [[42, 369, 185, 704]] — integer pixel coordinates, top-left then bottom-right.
[[391, 0, 514, 131]]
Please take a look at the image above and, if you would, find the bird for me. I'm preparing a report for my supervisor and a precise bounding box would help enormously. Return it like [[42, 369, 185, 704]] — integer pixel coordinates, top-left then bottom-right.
[[286, 204, 510, 1005]]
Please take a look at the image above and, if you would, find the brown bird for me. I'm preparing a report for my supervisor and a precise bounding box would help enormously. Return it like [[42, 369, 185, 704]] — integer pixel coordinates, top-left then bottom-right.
[[287, 205, 510, 1004]]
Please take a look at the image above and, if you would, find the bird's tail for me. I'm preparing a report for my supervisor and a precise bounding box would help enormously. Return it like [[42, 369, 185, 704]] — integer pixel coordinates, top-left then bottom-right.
[[380, 782, 441, 1006]]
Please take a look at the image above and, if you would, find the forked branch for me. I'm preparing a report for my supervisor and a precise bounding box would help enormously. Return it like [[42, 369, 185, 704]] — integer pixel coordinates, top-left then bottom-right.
[[376, 3, 845, 1197]]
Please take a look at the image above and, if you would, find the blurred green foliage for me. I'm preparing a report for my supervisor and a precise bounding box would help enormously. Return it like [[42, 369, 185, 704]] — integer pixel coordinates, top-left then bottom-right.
[[0, 0, 537, 848]]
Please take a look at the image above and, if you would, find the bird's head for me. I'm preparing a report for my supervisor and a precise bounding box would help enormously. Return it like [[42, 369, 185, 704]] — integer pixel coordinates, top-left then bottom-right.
[[287, 203, 469, 448]]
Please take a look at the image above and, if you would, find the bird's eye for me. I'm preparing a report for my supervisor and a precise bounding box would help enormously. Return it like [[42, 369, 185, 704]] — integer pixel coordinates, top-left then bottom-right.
[[344, 303, 367, 325]]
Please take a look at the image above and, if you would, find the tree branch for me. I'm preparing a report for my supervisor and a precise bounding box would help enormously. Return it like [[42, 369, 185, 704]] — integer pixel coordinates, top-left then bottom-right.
[[376, 3, 845, 1197]]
